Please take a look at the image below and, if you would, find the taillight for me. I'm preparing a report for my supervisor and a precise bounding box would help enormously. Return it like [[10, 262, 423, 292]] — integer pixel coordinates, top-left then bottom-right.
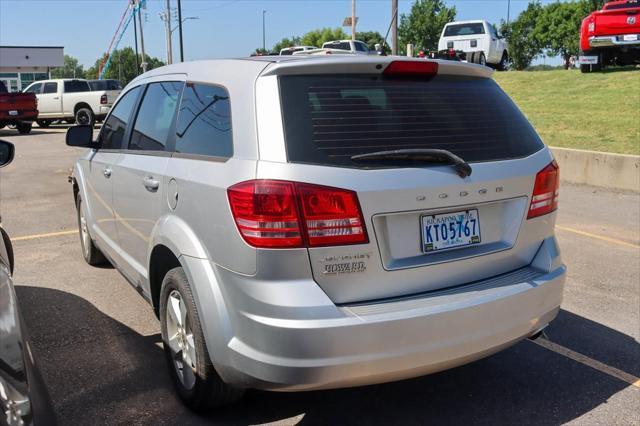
[[228, 180, 368, 248], [528, 161, 559, 219], [588, 17, 595, 33], [100, 94, 108, 105], [383, 60, 438, 76]]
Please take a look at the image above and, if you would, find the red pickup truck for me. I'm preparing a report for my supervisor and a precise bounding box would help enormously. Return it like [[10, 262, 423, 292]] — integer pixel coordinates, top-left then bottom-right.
[[579, 0, 640, 72], [0, 81, 38, 134]]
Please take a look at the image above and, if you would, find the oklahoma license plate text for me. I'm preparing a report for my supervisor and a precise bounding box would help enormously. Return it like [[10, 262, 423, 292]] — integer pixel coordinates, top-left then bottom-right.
[[421, 209, 481, 253]]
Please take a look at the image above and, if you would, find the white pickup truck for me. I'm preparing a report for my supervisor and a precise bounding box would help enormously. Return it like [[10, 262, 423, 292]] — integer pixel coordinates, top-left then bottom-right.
[[438, 20, 509, 70], [23, 78, 120, 127]]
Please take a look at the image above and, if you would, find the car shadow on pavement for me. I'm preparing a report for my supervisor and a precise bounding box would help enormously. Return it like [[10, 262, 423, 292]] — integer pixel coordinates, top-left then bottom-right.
[[0, 129, 52, 137], [15, 286, 639, 425]]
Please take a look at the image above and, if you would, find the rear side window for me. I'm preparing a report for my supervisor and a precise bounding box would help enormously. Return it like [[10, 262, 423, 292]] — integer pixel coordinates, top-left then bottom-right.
[[279, 74, 544, 167], [444, 23, 485, 36], [129, 82, 183, 152], [174, 83, 232, 158], [64, 80, 90, 93], [325, 42, 351, 51], [43, 82, 57, 94], [100, 86, 142, 150]]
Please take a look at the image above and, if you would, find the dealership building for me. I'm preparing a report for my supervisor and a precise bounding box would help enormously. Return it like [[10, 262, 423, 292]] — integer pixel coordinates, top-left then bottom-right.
[[0, 46, 64, 92]]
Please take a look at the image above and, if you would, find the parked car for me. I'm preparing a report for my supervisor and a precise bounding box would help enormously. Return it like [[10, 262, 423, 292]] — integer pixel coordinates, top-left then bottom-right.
[[279, 46, 317, 55], [88, 79, 123, 91], [579, 0, 640, 72], [0, 81, 38, 134], [23, 79, 120, 128], [0, 140, 57, 425], [438, 20, 509, 70], [66, 56, 566, 412], [321, 39, 371, 54]]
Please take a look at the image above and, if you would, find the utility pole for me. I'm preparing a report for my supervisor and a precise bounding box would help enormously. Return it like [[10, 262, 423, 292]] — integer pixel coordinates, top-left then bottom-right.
[[262, 10, 266, 51], [161, 0, 173, 64], [351, 0, 356, 41], [132, 1, 139, 74], [391, 0, 398, 55], [507, 0, 511, 25], [177, 0, 184, 62], [138, 3, 148, 73]]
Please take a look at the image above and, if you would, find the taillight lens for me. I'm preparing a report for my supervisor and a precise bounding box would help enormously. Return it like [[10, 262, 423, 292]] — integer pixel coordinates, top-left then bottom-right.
[[383, 60, 439, 76], [528, 161, 560, 219], [588, 20, 595, 33], [100, 94, 108, 105], [228, 180, 368, 248]]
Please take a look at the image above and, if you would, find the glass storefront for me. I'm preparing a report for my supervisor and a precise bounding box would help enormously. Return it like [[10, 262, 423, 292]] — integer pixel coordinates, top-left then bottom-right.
[[0, 72, 49, 92]]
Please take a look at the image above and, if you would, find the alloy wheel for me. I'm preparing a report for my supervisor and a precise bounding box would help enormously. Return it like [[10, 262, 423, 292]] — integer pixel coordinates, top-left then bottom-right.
[[165, 289, 197, 390]]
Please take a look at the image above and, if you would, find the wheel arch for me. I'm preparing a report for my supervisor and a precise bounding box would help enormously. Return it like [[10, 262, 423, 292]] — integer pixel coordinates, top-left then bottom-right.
[[73, 102, 93, 114]]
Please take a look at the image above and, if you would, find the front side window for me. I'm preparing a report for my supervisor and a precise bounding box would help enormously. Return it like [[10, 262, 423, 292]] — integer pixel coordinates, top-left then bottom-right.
[[175, 83, 232, 158], [355, 42, 368, 52], [25, 83, 42, 94], [99, 86, 142, 150], [129, 82, 183, 152], [63, 80, 90, 93], [42, 82, 58, 94]]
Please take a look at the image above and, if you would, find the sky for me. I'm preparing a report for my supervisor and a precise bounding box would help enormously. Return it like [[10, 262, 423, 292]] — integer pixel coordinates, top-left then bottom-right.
[[0, 0, 564, 68]]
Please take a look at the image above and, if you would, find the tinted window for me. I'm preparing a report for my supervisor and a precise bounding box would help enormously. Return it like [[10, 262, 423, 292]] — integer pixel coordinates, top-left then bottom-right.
[[0, 81, 6, 93], [89, 80, 122, 91], [279, 74, 544, 167], [444, 23, 485, 36], [325, 42, 351, 51], [63, 80, 90, 93], [604, 0, 638, 10], [99, 86, 142, 150], [129, 82, 183, 152], [355, 42, 368, 52], [43, 82, 58, 94], [25, 83, 42, 94], [175, 83, 232, 158]]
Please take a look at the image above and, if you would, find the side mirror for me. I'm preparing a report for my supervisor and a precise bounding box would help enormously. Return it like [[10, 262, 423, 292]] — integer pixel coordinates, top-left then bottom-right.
[[0, 140, 15, 168], [66, 125, 96, 148]]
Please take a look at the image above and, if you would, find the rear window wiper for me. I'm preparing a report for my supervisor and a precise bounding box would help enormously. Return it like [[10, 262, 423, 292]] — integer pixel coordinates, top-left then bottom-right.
[[351, 149, 472, 178]]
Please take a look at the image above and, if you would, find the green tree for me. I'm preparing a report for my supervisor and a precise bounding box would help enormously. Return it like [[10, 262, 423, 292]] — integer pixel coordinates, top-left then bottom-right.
[[51, 55, 84, 79], [398, 0, 456, 53], [500, 2, 544, 70], [300, 27, 349, 48], [355, 31, 388, 52], [272, 36, 303, 53], [85, 47, 164, 85], [535, 1, 591, 69]]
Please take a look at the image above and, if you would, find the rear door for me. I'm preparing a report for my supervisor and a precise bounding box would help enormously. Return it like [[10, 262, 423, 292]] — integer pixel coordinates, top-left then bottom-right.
[[84, 85, 142, 256], [266, 66, 554, 304], [38, 82, 61, 116], [111, 80, 183, 290]]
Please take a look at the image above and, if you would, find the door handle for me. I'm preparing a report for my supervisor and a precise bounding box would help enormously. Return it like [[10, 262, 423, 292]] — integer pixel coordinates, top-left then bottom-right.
[[103, 167, 112, 178], [143, 176, 160, 192], [53, 97, 60, 100]]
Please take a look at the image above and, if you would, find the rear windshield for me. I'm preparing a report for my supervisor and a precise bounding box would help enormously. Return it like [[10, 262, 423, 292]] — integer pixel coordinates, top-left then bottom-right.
[[324, 42, 351, 51], [444, 23, 485, 37], [89, 80, 122, 91], [279, 74, 544, 167], [604, 0, 638, 10]]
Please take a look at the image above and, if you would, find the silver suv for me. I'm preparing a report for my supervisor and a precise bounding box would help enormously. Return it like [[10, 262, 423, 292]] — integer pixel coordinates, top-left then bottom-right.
[[66, 56, 566, 411]]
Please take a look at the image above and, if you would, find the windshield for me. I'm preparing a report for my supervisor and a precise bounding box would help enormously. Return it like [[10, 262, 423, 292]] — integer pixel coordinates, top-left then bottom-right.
[[444, 23, 485, 37], [279, 74, 544, 167]]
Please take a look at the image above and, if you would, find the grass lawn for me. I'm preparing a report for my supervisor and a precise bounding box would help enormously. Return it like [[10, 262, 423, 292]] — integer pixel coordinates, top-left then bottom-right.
[[493, 69, 640, 155]]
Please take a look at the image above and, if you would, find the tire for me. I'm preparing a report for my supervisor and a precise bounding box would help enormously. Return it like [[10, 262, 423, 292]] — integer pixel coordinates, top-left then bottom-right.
[[160, 267, 244, 412], [76, 195, 106, 266], [75, 107, 95, 127], [470, 51, 487, 66], [16, 122, 32, 134], [498, 52, 509, 71], [36, 119, 51, 128]]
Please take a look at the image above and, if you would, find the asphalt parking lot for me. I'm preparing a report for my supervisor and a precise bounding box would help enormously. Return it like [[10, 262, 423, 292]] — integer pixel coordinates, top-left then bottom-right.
[[0, 125, 638, 425]]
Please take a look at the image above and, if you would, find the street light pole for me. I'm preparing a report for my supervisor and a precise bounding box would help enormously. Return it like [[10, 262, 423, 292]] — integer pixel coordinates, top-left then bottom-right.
[[507, 0, 511, 25], [351, 0, 356, 41], [138, 3, 147, 72], [391, 0, 398, 55], [177, 0, 184, 61], [262, 10, 266, 51]]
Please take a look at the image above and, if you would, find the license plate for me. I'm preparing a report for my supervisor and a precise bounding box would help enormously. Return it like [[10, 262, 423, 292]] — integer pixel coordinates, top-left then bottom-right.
[[579, 56, 598, 64], [421, 209, 481, 253], [623, 34, 638, 41], [8, 110, 18, 116]]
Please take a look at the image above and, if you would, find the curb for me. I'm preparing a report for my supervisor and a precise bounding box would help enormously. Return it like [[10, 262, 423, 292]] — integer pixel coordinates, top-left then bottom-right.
[[550, 147, 640, 192]]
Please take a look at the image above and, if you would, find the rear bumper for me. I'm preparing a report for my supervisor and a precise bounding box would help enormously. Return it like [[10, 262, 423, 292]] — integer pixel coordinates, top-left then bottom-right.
[[589, 34, 640, 48], [210, 237, 566, 391], [0, 110, 38, 122]]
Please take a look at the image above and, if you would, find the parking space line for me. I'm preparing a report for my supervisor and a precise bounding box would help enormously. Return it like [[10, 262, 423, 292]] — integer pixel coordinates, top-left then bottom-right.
[[556, 225, 640, 249], [12, 229, 76, 242], [533, 338, 640, 389]]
